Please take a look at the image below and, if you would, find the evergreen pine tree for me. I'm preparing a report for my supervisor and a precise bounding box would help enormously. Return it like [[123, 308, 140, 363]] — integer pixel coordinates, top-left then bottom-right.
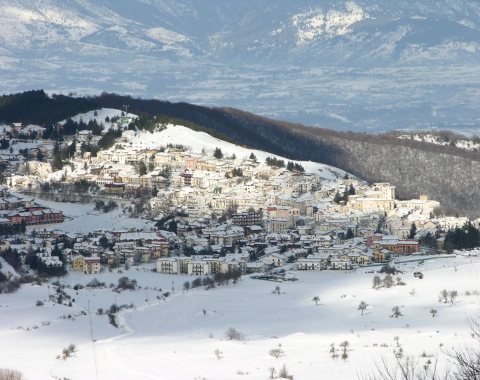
[[213, 147, 223, 159], [168, 220, 178, 234], [138, 161, 147, 176], [346, 228, 354, 239], [409, 223, 417, 239], [348, 184, 356, 195], [333, 192, 342, 204]]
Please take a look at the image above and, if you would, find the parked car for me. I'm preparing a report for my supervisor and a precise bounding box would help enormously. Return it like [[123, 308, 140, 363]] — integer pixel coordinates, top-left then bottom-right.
[[413, 271, 423, 279]]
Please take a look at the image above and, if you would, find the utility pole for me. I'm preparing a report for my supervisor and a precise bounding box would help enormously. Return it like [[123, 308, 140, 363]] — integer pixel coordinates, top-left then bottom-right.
[[87, 299, 99, 380]]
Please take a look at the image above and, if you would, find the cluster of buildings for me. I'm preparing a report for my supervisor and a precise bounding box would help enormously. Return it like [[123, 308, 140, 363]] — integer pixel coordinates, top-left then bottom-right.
[[0, 229, 172, 274], [67, 231, 171, 271], [0, 122, 53, 177], [0, 186, 64, 228], [1, 124, 475, 277]]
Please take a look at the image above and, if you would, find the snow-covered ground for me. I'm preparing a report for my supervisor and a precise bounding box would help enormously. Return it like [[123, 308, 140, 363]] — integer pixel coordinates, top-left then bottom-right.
[[398, 133, 480, 151], [125, 124, 347, 181], [29, 197, 153, 233], [6, 140, 50, 155], [0, 257, 20, 279], [1, 255, 479, 379], [61, 108, 137, 131]]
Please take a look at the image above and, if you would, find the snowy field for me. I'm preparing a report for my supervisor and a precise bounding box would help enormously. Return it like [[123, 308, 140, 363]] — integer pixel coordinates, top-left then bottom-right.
[[28, 197, 153, 233], [1, 255, 479, 379]]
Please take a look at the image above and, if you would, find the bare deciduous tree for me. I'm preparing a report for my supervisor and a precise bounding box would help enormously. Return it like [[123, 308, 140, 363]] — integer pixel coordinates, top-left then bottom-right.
[[278, 364, 293, 380], [330, 343, 338, 360], [268, 367, 276, 379], [340, 341, 350, 361], [0, 369, 24, 380], [358, 301, 368, 316], [361, 317, 480, 380], [439, 289, 449, 304], [391, 306, 403, 318], [450, 317, 480, 380], [449, 290, 458, 305], [359, 357, 449, 380], [269, 348, 284, 358], [384, 275, 394, 288]]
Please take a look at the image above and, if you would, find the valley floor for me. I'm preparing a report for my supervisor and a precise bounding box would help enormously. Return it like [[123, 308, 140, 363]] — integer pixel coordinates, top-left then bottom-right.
[[1, 255, 479, 379]]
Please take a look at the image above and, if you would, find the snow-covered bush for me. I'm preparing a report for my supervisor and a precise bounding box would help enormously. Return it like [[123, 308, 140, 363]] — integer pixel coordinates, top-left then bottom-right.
[[115, 276, 137, 291], [86, 278, 105, 288], [0, 279, 20, 294], [225, 327, 244, 341], [191, 277, 202, 288], [58, 344, 76, 360]]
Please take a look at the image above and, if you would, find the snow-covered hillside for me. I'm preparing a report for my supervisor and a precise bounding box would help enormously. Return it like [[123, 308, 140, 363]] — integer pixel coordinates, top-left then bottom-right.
[[124, 124, 347, 180], [0, 257, 20, 280], [1, 255, 479, 379], [398, 133, 480, 151], [0, 0, 194, 55], [60, 108, 137, 132], [2, 0, 480, 64], [63, 108, 136, 125], [291, 2, 368, 43]]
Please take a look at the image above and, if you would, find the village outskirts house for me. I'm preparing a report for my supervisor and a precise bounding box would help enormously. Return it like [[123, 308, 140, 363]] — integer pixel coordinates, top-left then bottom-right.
[[157, 257, 179, 274], [297, 254, 329, 271], [71, 255, 85, 271], [83, 257, 101, 274], [187, 260, 210, 276]]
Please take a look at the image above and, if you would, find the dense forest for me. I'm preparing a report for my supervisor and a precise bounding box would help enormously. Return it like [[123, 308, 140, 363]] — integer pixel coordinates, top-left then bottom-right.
[[0, 90, 98, 125], [3, 91, 480, 217]]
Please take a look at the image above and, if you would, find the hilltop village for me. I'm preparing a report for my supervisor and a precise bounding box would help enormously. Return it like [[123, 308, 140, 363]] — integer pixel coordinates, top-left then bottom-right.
[[0, 110, 476, 280]]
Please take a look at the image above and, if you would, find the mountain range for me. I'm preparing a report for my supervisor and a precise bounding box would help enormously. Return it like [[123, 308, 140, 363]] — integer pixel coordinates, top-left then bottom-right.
[[1, 0, 480, 132], [3, 0, 480, 64]]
